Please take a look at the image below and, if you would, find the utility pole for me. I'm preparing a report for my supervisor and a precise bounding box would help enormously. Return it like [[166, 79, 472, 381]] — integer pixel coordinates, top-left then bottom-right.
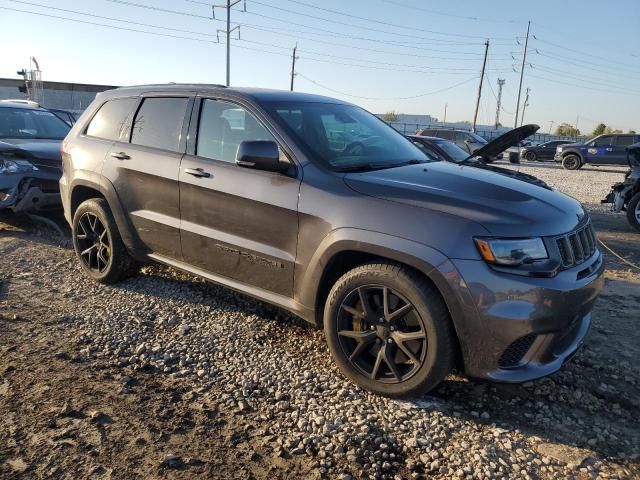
[[290, 44, 298, 91], [548, 120, 554, 134], [494, 78, 505, 129], [514, 20, 531, 128], [520, 87, 530, 127], [472, 39, 489, 132], [214, 0, 242, 86], [443, 103, 447, 123]]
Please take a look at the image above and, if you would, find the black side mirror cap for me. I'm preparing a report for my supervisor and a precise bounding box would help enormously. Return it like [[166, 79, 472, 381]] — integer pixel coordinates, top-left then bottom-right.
[[235, 140, 288, 173]]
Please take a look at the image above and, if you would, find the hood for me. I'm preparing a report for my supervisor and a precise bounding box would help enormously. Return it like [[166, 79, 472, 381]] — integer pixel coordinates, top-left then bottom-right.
[[470, 162, 551, 190], [473, 124, 539, 159], [343, 162, 586, 237], [0, 138, 62, 172]]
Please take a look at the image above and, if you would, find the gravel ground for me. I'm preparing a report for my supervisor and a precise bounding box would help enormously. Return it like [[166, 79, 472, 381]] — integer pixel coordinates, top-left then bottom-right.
[[1, 161, 639, 479]]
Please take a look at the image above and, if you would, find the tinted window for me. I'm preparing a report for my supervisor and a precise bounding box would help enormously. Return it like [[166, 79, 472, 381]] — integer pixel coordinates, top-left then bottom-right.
[[420, 129, 437, 136], [411, 140, 442, 161], [595, 135, 613, 146], [0, 107, 70, 140], [86, 97, 137, 141], [615, 136, 634, 147], [435, 139, 471, 162], [197, 99, 276, 163], [131, 97, 188, 152], [437, 130, 453, 140]]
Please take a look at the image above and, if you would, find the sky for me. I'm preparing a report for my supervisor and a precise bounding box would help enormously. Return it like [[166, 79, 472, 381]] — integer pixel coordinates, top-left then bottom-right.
[[1, 0, 639, 134]]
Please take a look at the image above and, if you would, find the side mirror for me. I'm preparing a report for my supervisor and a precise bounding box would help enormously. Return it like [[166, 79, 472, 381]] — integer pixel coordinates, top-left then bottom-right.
[[235, 140, 287, 173]]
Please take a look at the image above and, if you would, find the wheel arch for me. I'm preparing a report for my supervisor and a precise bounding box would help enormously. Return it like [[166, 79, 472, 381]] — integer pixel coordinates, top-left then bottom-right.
[[68, 175, 143, 256], [299, 229, 466, 367]]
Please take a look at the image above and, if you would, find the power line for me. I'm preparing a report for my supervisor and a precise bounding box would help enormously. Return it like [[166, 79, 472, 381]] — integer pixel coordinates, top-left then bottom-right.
[[527, 73, 640, 97], [246, 0, 512, 41], [377, 0, 520, 24], [7, 0, 217, 37], [270, 0, 514, 39], [297, 73, 479, 100], [104, 0, 211, 18]]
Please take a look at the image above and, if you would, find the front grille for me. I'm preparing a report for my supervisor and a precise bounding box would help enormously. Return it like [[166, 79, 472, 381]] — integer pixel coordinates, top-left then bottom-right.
[[499, 334, 537, 368], [555, 221, 597, 268]]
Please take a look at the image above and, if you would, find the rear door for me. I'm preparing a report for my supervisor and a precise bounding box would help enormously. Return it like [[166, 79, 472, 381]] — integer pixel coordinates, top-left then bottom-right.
[[611, 135, 635, 165], [103, 94, 192, 259], [178, 97, 300, 296]]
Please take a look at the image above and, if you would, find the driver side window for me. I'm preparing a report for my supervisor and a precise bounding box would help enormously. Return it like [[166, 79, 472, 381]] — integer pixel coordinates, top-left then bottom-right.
[[196, 99, 276, 163]]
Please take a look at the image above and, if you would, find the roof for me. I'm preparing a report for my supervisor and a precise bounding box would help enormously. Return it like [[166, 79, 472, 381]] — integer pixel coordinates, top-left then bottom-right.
[[0, 100, 46, 110], [104, 83, 350, 104]]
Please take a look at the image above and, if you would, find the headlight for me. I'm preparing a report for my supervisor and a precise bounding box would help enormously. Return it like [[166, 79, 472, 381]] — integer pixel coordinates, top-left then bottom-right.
[[474, 237, 548, 266], [0, 158, 38, 174]]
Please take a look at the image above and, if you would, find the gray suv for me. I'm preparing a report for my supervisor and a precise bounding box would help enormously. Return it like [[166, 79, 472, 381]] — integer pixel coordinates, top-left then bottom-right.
[[60, 84, 604, 397]]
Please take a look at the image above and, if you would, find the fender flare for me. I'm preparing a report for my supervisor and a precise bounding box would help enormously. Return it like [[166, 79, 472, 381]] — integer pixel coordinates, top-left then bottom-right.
[[68, 173, 144, 254], [297, 228, 467, 335]]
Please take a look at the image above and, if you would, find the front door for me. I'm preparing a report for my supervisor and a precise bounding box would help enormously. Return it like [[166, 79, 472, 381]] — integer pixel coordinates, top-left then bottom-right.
[[103, 95, 191, 259], [179, 98, 300, 296], [584, 135, 615, 165]]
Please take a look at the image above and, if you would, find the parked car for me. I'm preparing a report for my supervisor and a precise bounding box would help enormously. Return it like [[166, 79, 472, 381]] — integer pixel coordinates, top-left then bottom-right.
[[0, 101, 70, 211], [48, 108, 80, 126], [554, 134, 640, 170], [520, 140, 571, 162], [61, 84, 604, 397], [408, 124, 551, 189], [602, 142, 640, 231], [416, 127, 490, 155]]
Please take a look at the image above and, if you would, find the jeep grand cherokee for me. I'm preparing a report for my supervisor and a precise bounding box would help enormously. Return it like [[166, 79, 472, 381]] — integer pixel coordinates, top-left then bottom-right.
[[60, 84, 604, 397]]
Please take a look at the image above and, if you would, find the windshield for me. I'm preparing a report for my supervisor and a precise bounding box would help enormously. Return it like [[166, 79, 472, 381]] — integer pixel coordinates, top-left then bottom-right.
[[266, 102, 429, 171], [434, 139, 471, 162], [0, 107, 71, 140], [468, 132, 488, 144]]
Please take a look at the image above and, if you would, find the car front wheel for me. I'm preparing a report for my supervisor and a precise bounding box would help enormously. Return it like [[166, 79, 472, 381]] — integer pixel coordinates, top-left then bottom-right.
[[324, 262, 455, 398], [627, 192, 640, 232], [525, 151, 537, 161], [72, 198, 134, 284], [562, 154, 581, 170]]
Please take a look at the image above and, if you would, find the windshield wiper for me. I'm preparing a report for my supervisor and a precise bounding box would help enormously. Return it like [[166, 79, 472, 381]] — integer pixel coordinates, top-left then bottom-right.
[[334, 159, 426, 173]]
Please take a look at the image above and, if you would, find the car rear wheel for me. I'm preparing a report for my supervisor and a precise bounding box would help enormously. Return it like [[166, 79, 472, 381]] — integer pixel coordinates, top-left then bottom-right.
[[72, 198, 134, 284], [524, 151, 537, 161], [562, 154, 581, 170], [626, 192, 640, 232], [324, 262, 455, 398]]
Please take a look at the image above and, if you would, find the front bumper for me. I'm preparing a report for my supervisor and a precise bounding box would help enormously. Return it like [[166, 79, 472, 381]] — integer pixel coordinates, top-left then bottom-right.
[[0, 171, 61, 212], [438, 249, 604, 382], [553, 152, 563, 162]]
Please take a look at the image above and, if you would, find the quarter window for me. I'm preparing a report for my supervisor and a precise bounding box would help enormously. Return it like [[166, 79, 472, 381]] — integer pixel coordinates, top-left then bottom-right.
[[615, 136, 634, 147], [131, 97, 189, 152], [196, 99, 276, 163], [86, 97, 137, 141]]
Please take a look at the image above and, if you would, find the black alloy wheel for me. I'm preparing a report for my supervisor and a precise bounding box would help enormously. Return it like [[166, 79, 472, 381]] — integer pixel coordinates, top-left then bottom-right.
[[324, 263, 454, 397], [562, 154, 581, 170], [525, 151, 537, 161], [76, 212, 111, 273], [336, 284, 427, 383], [72, 198, 134, 284]]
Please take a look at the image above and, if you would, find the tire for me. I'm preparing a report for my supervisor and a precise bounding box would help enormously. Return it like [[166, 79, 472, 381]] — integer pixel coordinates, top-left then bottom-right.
[[72, 198, 134, 284], [626, 192, 640, 232], [324, 262, 455, 398], [562, 154, 581, 170], [524, 151, 537, 162]]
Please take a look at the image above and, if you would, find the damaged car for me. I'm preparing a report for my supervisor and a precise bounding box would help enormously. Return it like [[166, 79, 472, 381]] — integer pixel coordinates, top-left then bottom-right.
[[408, 124, 551, 189], [602, 142, 640, 231], [0, 101, 69, 211]]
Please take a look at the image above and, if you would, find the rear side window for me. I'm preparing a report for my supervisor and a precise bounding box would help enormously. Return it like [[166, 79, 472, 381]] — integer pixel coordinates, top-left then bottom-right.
[[131, 97, 189, 152], [615, 136, 634, 147], [437, 131, 453, 140], [86, 97, 137, 141]]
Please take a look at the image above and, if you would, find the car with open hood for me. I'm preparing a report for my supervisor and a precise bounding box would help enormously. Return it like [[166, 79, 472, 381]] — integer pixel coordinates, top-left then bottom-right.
[[0, 101, 70, 211], [408, 124, 550, 189], [60, 84, 604, 397]]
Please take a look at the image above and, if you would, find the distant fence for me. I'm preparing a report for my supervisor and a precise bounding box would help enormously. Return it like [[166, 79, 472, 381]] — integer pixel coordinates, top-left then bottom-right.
[[386, 122, 586, 144]]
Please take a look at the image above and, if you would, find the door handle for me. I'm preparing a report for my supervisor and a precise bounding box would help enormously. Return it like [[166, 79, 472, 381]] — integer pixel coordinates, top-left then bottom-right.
[[605, 148, 613, 152], [110, 152, 130, 160], [184, 167, 211, 178]]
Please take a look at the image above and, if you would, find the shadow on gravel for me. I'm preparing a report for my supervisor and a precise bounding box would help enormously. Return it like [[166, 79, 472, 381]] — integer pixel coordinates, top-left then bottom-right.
[[0, 209, 71, 247]]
